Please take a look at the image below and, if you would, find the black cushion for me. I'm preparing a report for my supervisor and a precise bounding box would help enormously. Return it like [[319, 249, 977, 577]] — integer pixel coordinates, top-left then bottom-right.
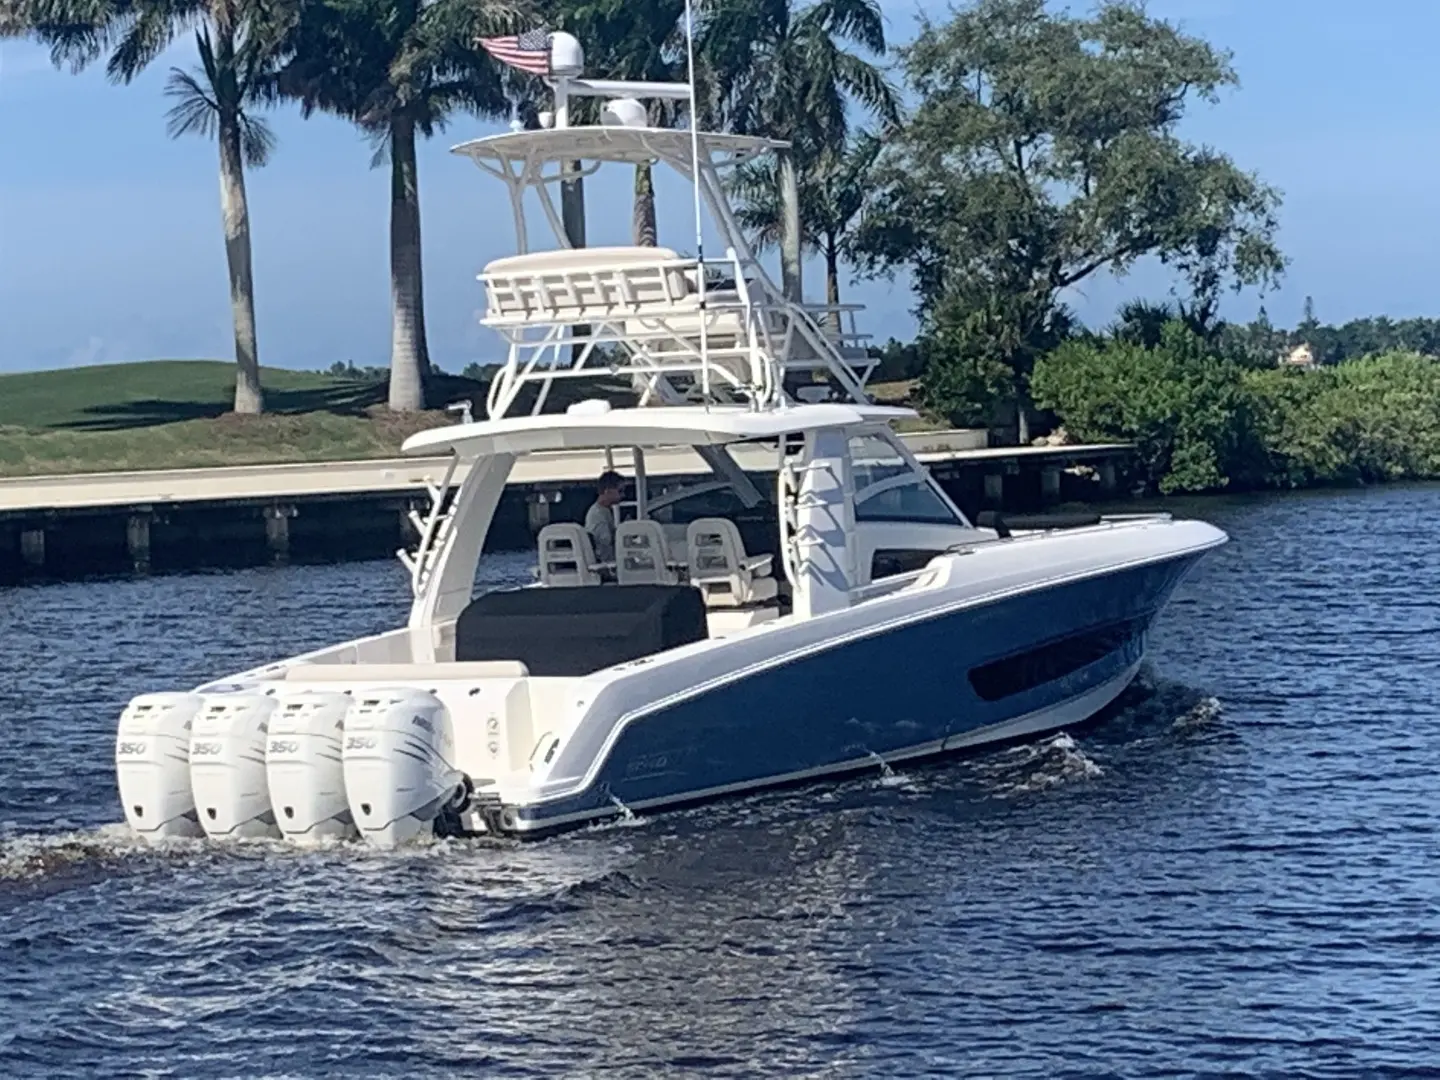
[[455, 584, 709, 676]]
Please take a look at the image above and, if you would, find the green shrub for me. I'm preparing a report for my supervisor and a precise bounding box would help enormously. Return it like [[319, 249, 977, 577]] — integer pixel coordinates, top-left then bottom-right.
[[1032, 323, 1253, 493], [1034, 328, 1440, 494], [919, 352, 1015, 428], [1246, 353, 1440, 485]]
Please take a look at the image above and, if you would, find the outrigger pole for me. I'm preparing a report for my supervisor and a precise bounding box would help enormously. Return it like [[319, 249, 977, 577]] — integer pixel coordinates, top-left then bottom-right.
[[682, 0, 712, 406]]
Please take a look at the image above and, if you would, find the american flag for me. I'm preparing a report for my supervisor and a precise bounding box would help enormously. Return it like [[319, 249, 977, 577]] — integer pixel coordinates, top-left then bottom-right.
[[479, 30, 552, 76]]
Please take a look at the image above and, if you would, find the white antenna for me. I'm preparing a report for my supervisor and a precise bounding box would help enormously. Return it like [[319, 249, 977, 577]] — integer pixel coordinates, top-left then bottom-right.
[[682, 0, 711, 404]]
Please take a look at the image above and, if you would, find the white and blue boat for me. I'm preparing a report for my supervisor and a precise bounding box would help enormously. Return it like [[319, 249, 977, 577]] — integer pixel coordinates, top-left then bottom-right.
[[113, 48, 1226, 845]]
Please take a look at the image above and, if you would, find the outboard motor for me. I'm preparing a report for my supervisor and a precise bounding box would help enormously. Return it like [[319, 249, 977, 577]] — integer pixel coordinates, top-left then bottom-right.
[[116, 692, 206, 841], [266, 692, 357, 845], [190, 694, 281, 840], [342, 689, 468, 847]]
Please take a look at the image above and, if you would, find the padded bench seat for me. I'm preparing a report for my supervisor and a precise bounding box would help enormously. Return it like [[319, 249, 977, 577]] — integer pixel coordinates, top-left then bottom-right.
[[456, 583, 709, 676], [283, 661, 530, 681], [481, 246, 698, 325]]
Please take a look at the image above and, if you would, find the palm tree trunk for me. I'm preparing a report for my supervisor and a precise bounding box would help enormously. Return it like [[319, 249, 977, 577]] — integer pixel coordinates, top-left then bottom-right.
[[388, 113, 427, 412], [217, 107, 263, 414], [824, 240, 842, 334], [632, 162, 657, 246], [561, 163, 587, 366], [777, 149, 803, 303]]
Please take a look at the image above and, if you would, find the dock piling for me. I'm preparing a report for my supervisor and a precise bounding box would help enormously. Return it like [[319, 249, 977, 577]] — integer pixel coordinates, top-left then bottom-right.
[[983, 473, 1004, 506], [126, 513, 152, 574], [1041, 467, 1061, 503], [264, 505, 296, 565], [526, 493, 553, 535], [20, 526, 44, 570]]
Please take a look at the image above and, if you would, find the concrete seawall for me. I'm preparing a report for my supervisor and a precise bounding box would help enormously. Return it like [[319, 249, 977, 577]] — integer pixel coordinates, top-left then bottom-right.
[[0, 432, 1131, 581]]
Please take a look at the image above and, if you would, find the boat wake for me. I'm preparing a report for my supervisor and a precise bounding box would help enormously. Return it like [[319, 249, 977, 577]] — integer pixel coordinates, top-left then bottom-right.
[[0, 823, 202, 896], [1103, 668, 1228, 738], [981, 733, 1105, 798], [0, 820, 519, 899], [1172, 695, 1224, 732]]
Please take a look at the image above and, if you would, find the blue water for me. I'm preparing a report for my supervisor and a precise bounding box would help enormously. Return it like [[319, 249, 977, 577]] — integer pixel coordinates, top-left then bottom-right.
[[2, 487, 1438, 1077]]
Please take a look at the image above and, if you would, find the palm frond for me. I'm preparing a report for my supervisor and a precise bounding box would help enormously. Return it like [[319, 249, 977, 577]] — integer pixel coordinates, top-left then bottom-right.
[[164, 64, 219, 140], [806, 0, 886, 56], [163, 21, 279, 168], [106, 4, 183, 83], [830, 46, 899, 125], [239, 111, 274, 166]]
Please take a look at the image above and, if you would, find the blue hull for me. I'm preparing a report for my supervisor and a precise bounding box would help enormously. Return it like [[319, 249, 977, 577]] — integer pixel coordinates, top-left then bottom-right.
[[506, 553, 1203, 833]]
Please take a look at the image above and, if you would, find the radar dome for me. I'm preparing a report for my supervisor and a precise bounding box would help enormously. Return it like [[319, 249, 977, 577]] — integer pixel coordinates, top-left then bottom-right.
[[600, 97, 647, 129], [549, 31, 584, 76]]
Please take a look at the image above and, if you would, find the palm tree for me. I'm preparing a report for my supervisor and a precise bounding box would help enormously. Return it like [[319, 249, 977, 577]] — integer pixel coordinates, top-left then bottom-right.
[[164, 16, 277, 413], [278, 0, 517, 412], [731, 131, 879, 327], [701, 0, 898, 301], [12, 0, 280, 414]]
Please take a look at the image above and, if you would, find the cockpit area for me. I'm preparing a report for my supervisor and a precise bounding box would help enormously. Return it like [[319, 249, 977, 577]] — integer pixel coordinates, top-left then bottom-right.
[[387, 401, 983, 677]]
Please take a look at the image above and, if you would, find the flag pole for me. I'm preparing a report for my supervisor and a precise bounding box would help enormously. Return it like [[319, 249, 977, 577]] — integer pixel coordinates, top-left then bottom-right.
[[683, 0, 710, 405]]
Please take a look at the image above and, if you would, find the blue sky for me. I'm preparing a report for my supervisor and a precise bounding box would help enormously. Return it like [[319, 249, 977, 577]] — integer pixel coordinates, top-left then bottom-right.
[[0, 0, 1434, 374]]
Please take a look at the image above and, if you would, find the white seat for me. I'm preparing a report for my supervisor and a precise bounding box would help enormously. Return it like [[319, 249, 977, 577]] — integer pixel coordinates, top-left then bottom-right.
[[616, 519, 681, 586], [536, 523, 602, 586], [685, 517, 779, 608]]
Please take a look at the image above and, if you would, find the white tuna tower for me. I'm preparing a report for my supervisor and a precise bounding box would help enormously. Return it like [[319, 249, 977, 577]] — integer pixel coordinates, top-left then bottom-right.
[[453, 30, 878, 420]]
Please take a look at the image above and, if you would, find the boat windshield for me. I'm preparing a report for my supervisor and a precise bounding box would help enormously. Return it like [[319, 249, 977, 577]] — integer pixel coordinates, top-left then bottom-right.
[[848, 433, 965, 526]]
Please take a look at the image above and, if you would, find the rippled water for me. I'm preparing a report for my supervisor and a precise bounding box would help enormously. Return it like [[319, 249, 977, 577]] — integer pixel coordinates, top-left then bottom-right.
[[3, 487, 1439, 1077]]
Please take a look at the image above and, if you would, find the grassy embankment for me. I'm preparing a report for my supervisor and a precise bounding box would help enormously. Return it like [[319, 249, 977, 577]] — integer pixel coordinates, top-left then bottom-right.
[[0, 361, 473, 477], [0, 361, 933, 478]]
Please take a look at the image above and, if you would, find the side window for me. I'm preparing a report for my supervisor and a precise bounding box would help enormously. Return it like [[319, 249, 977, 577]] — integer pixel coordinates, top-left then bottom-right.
[[871, 548, 945, 580], [848, 433, 963, 526], [648, 484, 764, 526], [848, 433, 911, 491]]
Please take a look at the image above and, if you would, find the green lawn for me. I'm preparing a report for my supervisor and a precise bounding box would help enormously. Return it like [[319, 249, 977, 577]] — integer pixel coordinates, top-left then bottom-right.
[[0, 360, 949, 478], [0, 360, 470, 477], [0, 360, 384, 430]]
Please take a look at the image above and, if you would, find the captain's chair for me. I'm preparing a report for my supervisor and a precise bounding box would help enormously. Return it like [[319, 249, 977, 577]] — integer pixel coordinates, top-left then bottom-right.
[[537, 523, 601, 586], [686, 517, 778, 607], [616, 519, 681, 586]]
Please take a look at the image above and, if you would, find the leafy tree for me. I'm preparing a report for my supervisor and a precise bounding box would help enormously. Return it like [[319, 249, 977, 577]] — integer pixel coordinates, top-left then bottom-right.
[[867, 336, 927, 382], [921, 288, 1073, 431], [1108, 300, 1178, 350], [277, 0, 516, 411], [854, 0, 1284, 440], [12, 0, 282, 413], [1298, 294, 1319, 340], [730, 131, 880, 325], [1215, 304, 1287, 369]]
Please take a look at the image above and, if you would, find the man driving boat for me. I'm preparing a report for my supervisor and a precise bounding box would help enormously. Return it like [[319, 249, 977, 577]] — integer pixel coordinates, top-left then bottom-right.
[[584, 470, 625, 564]]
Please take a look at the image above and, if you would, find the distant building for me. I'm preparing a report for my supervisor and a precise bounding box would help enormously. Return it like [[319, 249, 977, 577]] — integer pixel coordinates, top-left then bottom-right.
[[1279, 343, 1318, 369]]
